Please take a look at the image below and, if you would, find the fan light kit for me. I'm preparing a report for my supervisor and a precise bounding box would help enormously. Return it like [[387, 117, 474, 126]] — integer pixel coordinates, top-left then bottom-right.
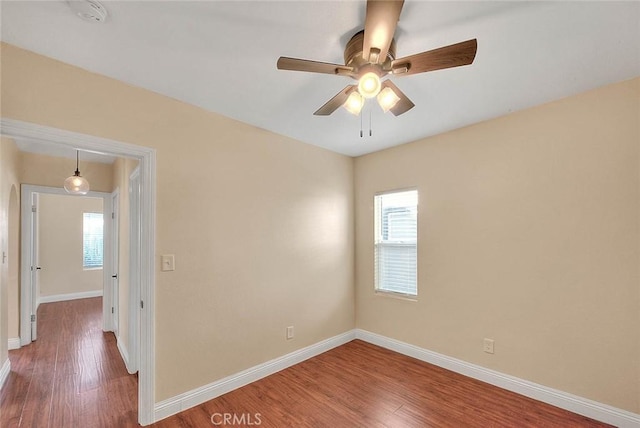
[[377, 87, 401, 113], [345, 91, 365, 115], [277, 0, 477, 117], [358, 72, 382, 99]]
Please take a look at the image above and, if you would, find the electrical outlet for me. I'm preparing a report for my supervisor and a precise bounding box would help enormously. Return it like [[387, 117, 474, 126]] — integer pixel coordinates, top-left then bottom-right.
[[286, 326, 294, 340], [483, 338, 495, 354]]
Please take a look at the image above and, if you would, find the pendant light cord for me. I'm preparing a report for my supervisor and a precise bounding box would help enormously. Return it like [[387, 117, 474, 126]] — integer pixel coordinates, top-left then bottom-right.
[[74, 150, 81, 176], [64, 149, 90, 195]]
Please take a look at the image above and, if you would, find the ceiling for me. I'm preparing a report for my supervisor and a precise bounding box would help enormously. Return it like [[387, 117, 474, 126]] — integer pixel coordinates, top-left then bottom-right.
[[1, 1, 639, 157]]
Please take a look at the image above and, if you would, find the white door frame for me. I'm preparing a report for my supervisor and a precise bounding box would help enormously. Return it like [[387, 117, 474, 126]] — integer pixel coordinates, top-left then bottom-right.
[[20, 185, 113, 340], [28, 191, 39, 341], [2, 118, 156, 426], [110, 189, 120, 335], [129, 167, 141, 373]]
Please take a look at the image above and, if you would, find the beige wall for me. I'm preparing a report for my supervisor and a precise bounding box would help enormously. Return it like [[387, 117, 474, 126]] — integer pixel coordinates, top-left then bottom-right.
[[0, 137, 22, 367], [37, 193, 103, 299], [0, 43, 355, 401], [21, 151, 113, 192], [355, 77, 640, 412], [3, 40, 635, 415]]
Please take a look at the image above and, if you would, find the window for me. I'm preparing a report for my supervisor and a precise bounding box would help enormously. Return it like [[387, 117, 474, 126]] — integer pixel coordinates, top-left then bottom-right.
[[374, 189, 418, 296], [83, 212, 104, 269]]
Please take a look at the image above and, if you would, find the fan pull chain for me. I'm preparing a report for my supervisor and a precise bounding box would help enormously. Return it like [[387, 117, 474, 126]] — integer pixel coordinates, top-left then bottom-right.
[[357, 104, 375, 138]]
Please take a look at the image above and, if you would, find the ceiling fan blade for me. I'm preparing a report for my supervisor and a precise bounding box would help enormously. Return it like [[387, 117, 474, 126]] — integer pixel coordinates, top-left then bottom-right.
[[314, 85, 357, 116], [363, 0, 404, 64], [381, 80, 414, 116], [277, 57, 353, 76], [391, 39, 477, 76]]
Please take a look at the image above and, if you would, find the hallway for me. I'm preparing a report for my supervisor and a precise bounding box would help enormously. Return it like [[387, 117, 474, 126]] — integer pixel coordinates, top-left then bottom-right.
[[0, 297, 138, 427]]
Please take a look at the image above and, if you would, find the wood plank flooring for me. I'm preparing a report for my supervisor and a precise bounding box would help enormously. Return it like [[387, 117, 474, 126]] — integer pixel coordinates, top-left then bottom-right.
[[153, 340, 610, 428], [1, 298, 611, 427], [0, 297, 138, 427]]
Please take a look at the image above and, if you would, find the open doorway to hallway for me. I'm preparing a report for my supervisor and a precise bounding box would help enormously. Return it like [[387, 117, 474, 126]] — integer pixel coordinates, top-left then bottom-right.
[[0, 118, 156, 425]]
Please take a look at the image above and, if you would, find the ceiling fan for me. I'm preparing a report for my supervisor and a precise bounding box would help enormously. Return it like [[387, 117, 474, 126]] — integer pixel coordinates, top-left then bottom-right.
[[276, 0, 477, 117]]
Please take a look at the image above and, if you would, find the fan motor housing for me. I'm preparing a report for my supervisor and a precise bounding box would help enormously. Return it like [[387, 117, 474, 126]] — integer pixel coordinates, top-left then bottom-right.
[[344, 30, 396, 75]]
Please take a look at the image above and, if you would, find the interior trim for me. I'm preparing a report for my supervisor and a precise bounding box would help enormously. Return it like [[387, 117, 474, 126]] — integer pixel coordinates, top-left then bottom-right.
[[0, 358, 10, 391], [39, 290, 103, 305], [7, 338, 20, 350], [153, 330, 356, 423], [355, 329, 640, 428], [151, 328, 638, 426], [117, 336, 135, 375]]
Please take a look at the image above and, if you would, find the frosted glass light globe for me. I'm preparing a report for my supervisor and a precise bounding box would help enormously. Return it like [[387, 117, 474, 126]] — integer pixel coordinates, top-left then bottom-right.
[[64, 173, 90, 195], [377, 87, 401, 113], [358, 72, 381, 99], [344, 91, 364, 115]]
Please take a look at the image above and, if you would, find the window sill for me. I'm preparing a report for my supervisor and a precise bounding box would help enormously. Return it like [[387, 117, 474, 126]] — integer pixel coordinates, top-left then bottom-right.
[[375, 290, 417, 302], [83, 267, 103, 271]]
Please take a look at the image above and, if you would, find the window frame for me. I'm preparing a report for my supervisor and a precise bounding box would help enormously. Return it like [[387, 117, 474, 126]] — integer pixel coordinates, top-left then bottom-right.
[[374, 188, 418, 299]]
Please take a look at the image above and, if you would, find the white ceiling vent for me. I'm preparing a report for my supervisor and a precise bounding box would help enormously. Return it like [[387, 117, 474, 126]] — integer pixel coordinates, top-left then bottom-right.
[[67, 0, 108, 23]]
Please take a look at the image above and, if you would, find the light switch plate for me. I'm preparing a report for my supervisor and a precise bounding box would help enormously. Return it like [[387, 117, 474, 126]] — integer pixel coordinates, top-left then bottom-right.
[[161, 254, 175, 271]]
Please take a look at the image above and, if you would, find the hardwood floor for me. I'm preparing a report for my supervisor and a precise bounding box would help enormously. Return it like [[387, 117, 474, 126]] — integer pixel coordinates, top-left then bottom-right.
[[153, 341, 611, 428], [0, 297, 138, 427], [1, 298, 610, 427]]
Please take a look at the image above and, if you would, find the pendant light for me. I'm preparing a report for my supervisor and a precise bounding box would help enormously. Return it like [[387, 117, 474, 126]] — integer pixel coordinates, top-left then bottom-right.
[[64, 150, 90, 195]]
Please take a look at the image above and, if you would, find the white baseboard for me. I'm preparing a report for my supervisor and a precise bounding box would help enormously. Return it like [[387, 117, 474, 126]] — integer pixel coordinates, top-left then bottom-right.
[[0, 358, 11, 391], [355, 329, 640, 428], [8, 337, 21, 350], [117, 336, 136, 375], [151, 329, 639, 427], [153, 330, 356, 423], [39, 290, 103, 304]]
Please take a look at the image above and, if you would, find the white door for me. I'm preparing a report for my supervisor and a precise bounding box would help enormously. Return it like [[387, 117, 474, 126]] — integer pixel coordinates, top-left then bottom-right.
[[29, 192, 40, 341], [111, 191, 120, 334], [129, 167, 141, 372]]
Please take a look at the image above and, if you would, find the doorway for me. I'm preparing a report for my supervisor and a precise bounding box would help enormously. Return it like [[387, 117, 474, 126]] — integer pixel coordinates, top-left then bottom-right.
[[2, 118, 156, 425], [21, 187, 111, 343], [21, 186, 112, 338]]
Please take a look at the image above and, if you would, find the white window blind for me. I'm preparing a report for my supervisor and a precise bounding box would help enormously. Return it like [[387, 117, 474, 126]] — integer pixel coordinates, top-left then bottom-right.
[[83, 212, 104, 269], [374, 190, 418, 296]]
